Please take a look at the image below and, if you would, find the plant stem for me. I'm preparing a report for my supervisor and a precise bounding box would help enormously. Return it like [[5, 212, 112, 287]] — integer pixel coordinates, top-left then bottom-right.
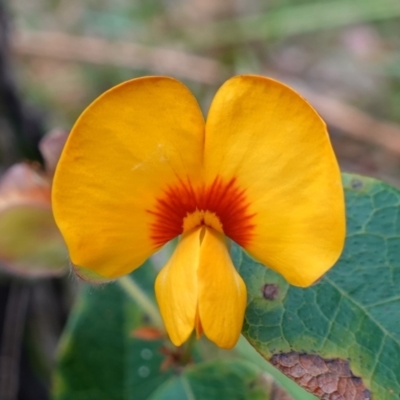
[[118, 276, 164, 332], [181, 333, 196, 366]]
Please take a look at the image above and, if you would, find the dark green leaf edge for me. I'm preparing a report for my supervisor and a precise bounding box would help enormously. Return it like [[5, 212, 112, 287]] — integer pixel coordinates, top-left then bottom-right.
[[236, 173, 400, 399]]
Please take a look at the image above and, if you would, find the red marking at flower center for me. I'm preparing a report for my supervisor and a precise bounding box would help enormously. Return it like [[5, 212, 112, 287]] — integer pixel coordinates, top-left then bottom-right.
[[148, 177, 255, 247]]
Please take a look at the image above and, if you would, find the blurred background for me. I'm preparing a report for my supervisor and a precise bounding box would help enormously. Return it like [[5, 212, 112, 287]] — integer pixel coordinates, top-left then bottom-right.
[[1, 0, 400, 398]]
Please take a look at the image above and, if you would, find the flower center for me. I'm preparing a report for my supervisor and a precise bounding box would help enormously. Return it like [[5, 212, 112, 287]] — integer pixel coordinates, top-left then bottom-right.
[[148, 176, 255, 248], [182, 209, 223, 234]]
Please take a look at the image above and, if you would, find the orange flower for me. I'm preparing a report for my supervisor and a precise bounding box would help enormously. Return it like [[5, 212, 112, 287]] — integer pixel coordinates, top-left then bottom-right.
[[52, 75, 345, 348]]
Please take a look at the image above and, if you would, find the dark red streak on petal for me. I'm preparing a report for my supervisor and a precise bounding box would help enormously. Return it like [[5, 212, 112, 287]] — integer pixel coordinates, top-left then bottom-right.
[[147, 176, 255, 247]]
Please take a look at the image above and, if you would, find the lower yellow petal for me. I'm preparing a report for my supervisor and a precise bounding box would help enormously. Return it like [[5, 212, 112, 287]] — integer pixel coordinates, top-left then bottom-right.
[[198, 227, 246, 349], [155, 227, 201, 346]]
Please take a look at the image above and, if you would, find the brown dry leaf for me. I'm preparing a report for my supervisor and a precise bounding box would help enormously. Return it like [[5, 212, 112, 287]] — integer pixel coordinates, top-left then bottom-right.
[[271, 353, 371, 400]]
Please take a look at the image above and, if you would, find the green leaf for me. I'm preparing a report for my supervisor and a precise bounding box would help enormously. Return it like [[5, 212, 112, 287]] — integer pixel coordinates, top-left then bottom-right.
[[148, 360, 286, 400], [53, 263, 173, 400], [53, 258, 295, 399], [236, 173, 400, 399]]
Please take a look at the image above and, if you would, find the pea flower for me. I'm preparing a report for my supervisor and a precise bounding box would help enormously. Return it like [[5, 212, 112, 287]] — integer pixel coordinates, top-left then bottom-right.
[[52, 75, 345, 349], [0, 130, 68, 277]]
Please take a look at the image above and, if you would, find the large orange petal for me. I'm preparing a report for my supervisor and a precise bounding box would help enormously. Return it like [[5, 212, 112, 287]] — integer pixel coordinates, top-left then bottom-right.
[[198, 227, 246, 349], [155, 227, 201, 346], [53, 77, 204, 279], [204, 75, 345, 287]]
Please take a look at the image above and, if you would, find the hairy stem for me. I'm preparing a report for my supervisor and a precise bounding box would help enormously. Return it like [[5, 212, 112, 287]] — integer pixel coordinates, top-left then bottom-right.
[[118, 276, 164, 332]]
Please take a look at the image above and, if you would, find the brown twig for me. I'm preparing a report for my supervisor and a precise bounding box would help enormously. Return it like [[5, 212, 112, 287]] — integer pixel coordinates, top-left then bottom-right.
[[11, 30, 226, 85], [268, 72, 400, 157], [302, 88, 400, 156], [10, 30, 400, 156]]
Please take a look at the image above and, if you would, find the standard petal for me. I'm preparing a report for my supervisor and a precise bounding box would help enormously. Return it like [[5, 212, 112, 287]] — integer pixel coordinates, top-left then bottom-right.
[[53, 77, 205, 279], [204, 75, 345, 287], [198, 227, 246, 349], [155, 227, 201, 346]]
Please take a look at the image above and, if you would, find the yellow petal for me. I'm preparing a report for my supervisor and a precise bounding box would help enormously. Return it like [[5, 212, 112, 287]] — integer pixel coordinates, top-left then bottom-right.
[[204, 75, 345, 287], [53, 77, 204, 279], [155, 227, 201, 346], [198, 227, 246, 349]]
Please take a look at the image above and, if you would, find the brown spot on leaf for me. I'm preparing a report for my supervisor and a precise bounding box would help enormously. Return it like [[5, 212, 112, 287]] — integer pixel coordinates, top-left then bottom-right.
[[262, 283, 279, 300], [271, 353, 371, 399], [351, 178, 364, 190]]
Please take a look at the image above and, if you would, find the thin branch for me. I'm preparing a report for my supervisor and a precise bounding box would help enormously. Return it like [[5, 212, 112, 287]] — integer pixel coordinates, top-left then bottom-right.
[[306, 90, 400, 155], [261, 70, 400, 156], [11, 30, 226, 85], [118, 276, 164, 332], [10, 29, 400, 156]]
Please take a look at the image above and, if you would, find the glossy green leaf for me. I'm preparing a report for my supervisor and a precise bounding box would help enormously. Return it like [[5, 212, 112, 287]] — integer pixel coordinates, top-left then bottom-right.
[[148, 360, 288, 400], [53, 263, 173, 400], [236, 173, 400, 399]]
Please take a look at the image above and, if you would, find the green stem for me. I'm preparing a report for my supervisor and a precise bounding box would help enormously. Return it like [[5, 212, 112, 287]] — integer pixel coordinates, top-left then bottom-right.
[[118, 276, 164, 331], [181, 333, 196, 365]]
